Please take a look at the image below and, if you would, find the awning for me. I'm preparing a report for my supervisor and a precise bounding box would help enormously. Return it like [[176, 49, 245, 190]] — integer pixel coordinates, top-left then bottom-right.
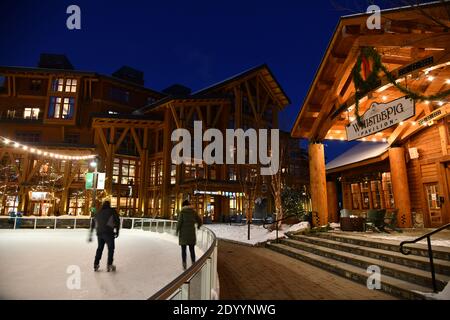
[[326, 142, 389, 172]]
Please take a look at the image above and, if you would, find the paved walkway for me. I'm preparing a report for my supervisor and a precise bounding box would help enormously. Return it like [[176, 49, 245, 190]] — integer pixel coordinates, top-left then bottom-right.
[[217, 240, 396, 300]]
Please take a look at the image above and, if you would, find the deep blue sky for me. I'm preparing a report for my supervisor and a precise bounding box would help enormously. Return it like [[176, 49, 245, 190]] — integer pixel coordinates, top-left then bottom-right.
[[0, 0, 433, 161]]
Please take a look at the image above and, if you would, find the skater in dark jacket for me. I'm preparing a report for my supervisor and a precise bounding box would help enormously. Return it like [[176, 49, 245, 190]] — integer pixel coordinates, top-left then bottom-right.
[[89, 201, 120, 272], [176, 200, 203, 270]]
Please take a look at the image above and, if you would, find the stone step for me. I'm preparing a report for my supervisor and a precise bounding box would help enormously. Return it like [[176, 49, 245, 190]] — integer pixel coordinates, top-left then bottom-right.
[[267, 243, 432, 300], [288, 234, 450, 276], [279, 238, 449, 291], [313, 232, 450, 261]]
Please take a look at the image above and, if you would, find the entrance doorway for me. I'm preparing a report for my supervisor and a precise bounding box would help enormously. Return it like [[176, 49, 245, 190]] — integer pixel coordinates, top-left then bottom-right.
[[424, 183, 443, 227]]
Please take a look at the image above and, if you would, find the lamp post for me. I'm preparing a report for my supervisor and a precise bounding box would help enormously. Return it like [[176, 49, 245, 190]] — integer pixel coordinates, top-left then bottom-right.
[[90, 159, 98, 216]]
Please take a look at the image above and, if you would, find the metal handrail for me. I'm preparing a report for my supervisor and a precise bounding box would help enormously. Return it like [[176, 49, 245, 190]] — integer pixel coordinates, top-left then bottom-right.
[[399, 222, 450, 292]]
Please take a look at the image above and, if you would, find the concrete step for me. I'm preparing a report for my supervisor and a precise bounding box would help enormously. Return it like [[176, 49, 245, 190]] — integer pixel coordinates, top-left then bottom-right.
[[267, 243, 432, 300], [279, 238, 449, 291], [314, 232, 450, 261], [288, 234, 450, 276]]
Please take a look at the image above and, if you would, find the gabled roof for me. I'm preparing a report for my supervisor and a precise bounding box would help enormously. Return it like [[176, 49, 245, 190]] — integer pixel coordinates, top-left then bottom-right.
[[0, 65, 165, 97], [326, 142, 389, 172], [290, 1, 450, 140], [192, 64, 291, 107]]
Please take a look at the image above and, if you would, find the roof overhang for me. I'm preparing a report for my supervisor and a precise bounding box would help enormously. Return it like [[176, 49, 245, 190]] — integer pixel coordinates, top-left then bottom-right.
[[291, 1, 450, 145]]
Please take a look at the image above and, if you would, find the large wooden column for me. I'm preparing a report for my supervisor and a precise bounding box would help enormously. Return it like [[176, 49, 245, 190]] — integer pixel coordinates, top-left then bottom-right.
[[388, 147, 412, 228], [327, 180, 338, 223], [309, 143, 328, 226]]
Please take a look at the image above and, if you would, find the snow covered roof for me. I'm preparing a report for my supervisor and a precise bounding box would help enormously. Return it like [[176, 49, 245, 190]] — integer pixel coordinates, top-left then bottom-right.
[[326, 142, 389, 171]]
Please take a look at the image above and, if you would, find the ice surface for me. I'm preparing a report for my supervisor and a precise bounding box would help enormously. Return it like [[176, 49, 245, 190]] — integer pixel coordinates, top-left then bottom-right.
[[0, 229, 200, 300]]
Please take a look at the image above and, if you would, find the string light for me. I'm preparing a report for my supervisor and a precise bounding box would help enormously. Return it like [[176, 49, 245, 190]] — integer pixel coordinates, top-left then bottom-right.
[[0, 136, 96, 161]]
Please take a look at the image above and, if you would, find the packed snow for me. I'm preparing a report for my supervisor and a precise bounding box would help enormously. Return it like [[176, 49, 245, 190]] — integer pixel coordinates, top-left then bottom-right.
[[205, 222, 310, 245], [361, 234, 450, 248], [415, 281, 450, 300], [0, 229, 202, 300]]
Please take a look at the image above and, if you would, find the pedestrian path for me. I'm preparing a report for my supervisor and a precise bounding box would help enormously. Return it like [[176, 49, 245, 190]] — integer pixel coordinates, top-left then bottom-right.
[[217, 240, 396, 300]]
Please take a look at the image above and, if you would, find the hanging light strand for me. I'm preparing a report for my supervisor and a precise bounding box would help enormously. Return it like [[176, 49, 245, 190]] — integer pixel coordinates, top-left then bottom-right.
[[0, 136, 96, 161]]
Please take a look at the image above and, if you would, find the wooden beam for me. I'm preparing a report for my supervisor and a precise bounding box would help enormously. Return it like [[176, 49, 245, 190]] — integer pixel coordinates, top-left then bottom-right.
[[211, 105, 224, 127], [26, 159, 44, 183], [114, 128, 129, 153], [130, 128, 143, 156], [96, 128, 109, 154], [244, 80, 260, 124], [357, 33, 450, 49], [170, 104, 181, 129]]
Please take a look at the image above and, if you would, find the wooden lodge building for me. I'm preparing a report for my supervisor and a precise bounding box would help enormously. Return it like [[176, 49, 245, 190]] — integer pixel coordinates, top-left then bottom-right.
[[0, 54, 308, 220], [291, 2, 450, 228]]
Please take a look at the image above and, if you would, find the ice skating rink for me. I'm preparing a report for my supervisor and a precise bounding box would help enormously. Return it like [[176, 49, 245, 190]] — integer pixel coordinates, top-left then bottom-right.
[[0, 229, 194, 299]]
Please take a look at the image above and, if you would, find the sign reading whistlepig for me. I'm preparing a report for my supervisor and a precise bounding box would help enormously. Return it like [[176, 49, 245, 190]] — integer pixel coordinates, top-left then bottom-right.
[[346, 96, 415, 141]]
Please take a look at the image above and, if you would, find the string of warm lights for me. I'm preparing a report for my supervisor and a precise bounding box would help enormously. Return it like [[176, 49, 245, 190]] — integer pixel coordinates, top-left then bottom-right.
[[0, 136, 97, 161]]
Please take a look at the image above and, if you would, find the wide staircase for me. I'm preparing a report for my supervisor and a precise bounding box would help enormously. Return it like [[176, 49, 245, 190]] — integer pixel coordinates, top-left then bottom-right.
[[266, 231, 450, 299]]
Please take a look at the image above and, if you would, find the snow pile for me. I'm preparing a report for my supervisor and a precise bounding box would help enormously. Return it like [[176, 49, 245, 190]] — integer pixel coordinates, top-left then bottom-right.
[[284, 221, 310, 233], [0, 229, 202, 299], [367, 234, 450, 248], [330, 222, 340, 229], [415, 281, 450, 300], [205, 222, 310, 246]]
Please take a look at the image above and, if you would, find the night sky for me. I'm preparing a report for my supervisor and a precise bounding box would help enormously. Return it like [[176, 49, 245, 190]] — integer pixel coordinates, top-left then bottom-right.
[[0, 0, 434, 161]]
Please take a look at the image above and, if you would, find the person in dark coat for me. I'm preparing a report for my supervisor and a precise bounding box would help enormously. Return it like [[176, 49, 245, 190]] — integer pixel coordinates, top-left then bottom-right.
[[89, 201, 120, 272], [176, 200, 203, 270]]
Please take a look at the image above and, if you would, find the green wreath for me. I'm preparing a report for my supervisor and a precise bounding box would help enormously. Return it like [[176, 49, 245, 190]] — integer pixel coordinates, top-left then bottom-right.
[[351, 47, 450, 126]]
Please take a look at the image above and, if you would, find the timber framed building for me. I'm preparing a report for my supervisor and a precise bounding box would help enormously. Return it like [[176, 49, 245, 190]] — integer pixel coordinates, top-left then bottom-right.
[[0, 55, 307, 220]]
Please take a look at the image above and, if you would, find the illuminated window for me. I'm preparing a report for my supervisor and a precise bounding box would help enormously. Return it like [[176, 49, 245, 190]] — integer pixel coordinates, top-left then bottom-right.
[[170, 164, 176, 185], [52, 78, 64, 92], [113, 158, 138, 185], [65, 79, 77, 93], [48, 96, 74, 119], [68, 190, 86, 216], [23, 107, 40, 119], [382, 172, 395, 209]]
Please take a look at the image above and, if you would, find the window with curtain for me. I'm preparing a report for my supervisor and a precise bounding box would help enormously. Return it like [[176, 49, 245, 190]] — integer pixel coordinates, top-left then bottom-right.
[[48, 96, 75, 119]]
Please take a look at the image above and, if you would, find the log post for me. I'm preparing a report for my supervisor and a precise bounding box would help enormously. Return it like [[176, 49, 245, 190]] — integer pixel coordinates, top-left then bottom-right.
[[309, 143, 328, 226], [388, 147, 412, 228]]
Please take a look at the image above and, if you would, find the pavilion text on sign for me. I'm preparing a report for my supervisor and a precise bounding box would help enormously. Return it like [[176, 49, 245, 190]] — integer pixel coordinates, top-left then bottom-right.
[[346, 96, 415, 141]]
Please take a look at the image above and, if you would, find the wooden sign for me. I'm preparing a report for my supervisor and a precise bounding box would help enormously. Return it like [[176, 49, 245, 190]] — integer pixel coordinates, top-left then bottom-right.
[[346, 96, 415, 141], [417, 104, 449, 126]]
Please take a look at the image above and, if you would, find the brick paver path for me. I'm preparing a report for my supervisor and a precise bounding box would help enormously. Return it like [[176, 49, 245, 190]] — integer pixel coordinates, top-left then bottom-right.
[[217, 240, 396, 300]]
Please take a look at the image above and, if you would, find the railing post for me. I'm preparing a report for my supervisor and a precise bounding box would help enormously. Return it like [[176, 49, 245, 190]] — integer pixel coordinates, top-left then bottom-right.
[[74, 218, 77, 229], [34, 218, 37, 229], [427, 236, 437, 292], [131, 218, 134, 230], [141, 218, 144, 230], [14, 217, 17, 229], [54, 218, 57, 230]]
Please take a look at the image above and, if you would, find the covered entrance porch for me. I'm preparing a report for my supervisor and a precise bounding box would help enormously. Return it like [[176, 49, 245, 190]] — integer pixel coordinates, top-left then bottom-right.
[[290, 2, 450, 228]]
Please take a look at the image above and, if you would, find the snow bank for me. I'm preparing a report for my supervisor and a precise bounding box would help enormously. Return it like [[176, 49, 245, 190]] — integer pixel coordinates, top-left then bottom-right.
[[414, 281, 450, 300], [0, 229, 201, 299], [205, 222, 310, 246], [366, 234, 450, 248]]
